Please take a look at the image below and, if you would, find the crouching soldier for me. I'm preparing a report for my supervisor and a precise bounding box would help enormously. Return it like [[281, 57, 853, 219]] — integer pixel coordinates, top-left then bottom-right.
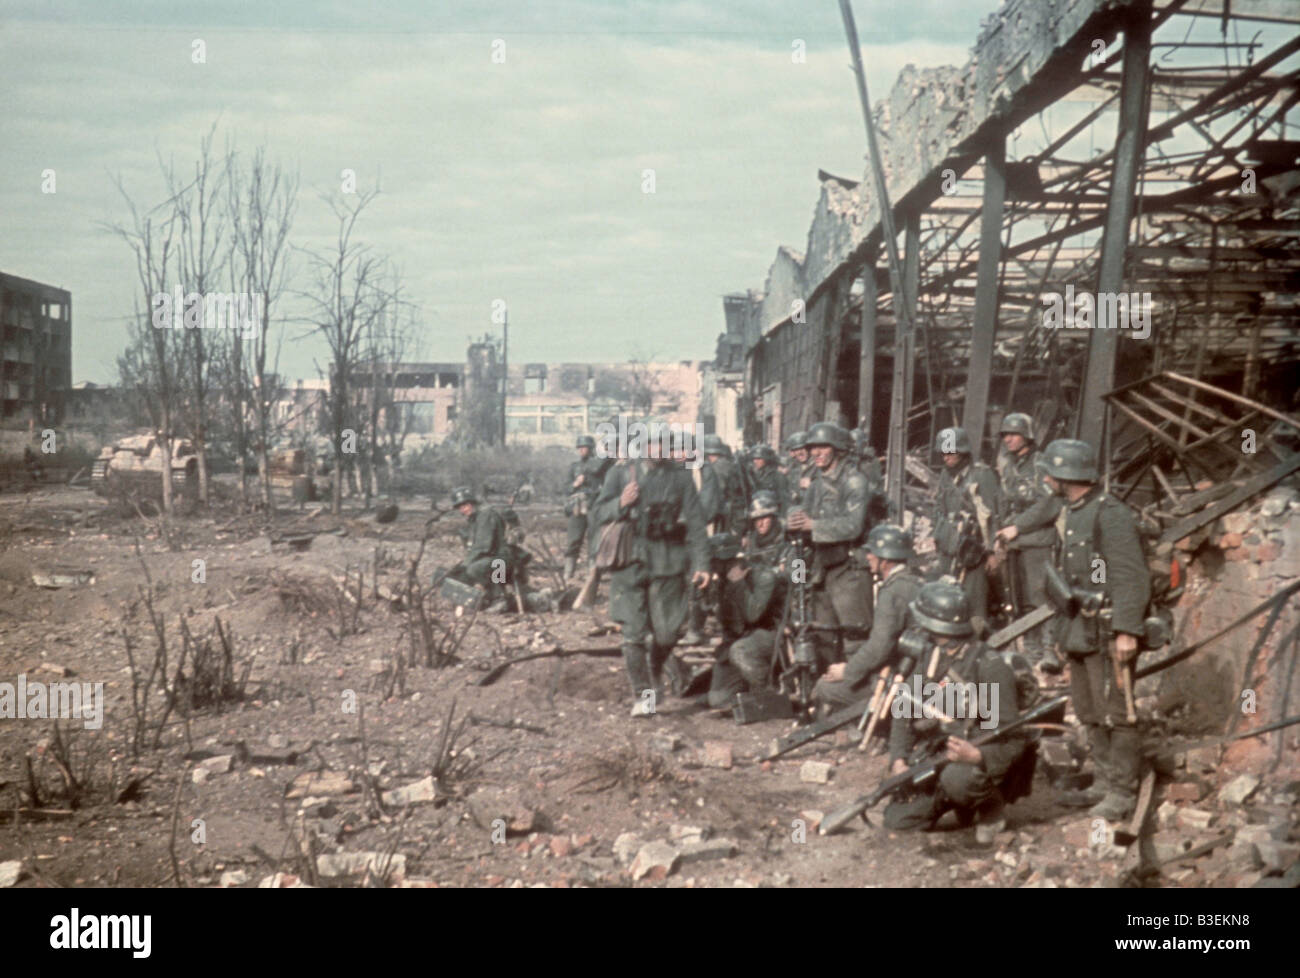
[[931, 427, 1002, 636], [707, 493, 788, 707], [883, 581, 1035, 844], [446, 486, 513, 612], [813, 523, 922, 711], [594, 446, 711, 717], [564, 435, 612, 582]]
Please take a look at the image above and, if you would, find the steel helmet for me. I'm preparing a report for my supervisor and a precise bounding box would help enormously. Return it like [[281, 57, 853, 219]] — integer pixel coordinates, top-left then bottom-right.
[[866, 523, 914, 562], [709, 532, 742, 561], [998, 413, 1034, 441], [805, 421, 853, 454], [935, 427, 972, 456], [748, 490, 781, 520], [450, 486, 477, 507], [1041, 439, 1098, 482], [785, 431, 808, 452], [909, 580, 974, 637], [702, 434, 729, 457], [576, 435, 596, 450]]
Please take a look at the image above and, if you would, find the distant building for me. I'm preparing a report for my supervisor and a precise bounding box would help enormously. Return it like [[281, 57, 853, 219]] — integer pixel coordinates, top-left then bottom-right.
[[1, 272, 71, 427]]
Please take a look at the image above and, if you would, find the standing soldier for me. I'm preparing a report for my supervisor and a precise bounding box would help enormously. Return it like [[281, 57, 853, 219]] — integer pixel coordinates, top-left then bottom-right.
[[931, 426, 1002, 637], [594, 442, 711, 717], [813, 523, 923, 711], [992, 413, 1062, 672], [749, 445, 788, 513], [884, 580, 1036, 843], [564, 435, 612, 582], [705, 495, 788, 707], [1041, 439, 1150, 820], [786, 422, 873, 669], [698, 435, 745, 533], [447, 486, 513, 613], [784, 431, 814, 508]]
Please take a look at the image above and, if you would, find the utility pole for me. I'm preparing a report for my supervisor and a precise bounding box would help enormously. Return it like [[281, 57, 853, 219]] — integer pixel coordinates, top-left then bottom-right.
[[500, 309, 509, 446]]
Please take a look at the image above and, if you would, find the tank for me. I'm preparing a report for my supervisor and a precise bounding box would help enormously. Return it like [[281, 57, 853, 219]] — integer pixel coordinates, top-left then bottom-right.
[[90, 433, 198, 501]]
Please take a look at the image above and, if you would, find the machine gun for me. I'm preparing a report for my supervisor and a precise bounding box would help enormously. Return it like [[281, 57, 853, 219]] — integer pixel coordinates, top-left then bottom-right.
[[819, 694, 1069, 835]]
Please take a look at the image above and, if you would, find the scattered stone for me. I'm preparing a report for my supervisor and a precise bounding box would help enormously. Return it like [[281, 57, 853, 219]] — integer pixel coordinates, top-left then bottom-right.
[[1260, 489, 1296, 518], [799, 810, 824, 832], [267, 734, 290, 749], [651, 732, 683, 753], [382, 776, 438, 807], [1219, 774, 1260, 806], [629, 841, 680, 881], [0, 861, 22, 888], [192, 767, 210, 785], [1039, 741, 1075, 783], [1183, 747, 1218, 773], [1220, 532, 1243, 549], [701, 741, 733, 769], [1166, 780, 1203, 804], [1221, 511, 1252, 535], [799, 761, 833, 784], [1176, 808, 1214, 832], [38, 662, 73, 677], [196, 754, 233, 777], [549, 835, 572, 859], [678, 838, 738, 865], [1152, 832, 1190, 864], [287, 771, 356, 799], [1255, 841, 1300, 874], [219, 869, 248, 887], [995, 852, 1017, 869], [771, 872, 793, 886], [669, 824, 708, 845], [1062, 820, 1093, 849], [467, 788, 537, 834], [1156, 801, 1179, 830], [316, 851, 407, 880], [258, 873, 311, 888], [613, 832, 644, 866]]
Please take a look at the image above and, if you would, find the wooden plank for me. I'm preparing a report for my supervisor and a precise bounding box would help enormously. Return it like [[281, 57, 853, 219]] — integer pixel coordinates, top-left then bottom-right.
[[1164, 371, 1300, 432], [1158, 453, 1300, 546]]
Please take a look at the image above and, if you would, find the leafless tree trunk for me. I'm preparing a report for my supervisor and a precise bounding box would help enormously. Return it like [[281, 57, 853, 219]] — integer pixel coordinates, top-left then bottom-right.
[[105, 175, 182, 517], [229, 147, 298, 514], [300, 188, 394, 515]]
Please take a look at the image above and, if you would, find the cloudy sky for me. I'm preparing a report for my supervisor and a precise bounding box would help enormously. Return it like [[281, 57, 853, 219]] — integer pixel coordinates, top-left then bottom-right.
[[1, 1, 986, 383]]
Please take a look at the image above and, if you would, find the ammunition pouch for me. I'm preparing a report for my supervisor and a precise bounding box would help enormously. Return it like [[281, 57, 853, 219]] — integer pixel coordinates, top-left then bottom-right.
[[643, 501, 685, 542], [1141, 608, 1173, 650], [565, 492, 589, 518], [1044, 562, 1075, 614], [935, 512, 985, 569], [895, 627, 932, 667]]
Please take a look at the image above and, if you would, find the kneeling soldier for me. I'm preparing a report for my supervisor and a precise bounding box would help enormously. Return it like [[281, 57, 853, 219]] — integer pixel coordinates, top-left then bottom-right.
[[447, 486, 512, 612], [707, 493, 788, 707], [883, 581, 1035, 843], [813, 523, 922, 711]]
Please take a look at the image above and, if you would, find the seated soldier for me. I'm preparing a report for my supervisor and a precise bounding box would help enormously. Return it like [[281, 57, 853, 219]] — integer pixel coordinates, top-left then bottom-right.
[[882, 580, 1036, 844], [445, 485, 513, 613], [706, 492, 788, 708], [813, 523, 923, 711]]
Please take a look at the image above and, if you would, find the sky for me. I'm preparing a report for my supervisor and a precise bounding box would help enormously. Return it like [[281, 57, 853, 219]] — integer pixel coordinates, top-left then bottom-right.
[[0, 1, 988, 384]]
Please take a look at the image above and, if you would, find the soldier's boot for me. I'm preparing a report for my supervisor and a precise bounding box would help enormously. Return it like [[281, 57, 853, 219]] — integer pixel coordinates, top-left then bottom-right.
[[1038, 643, 1063, 675], [562, 557, 577, 582], [623, 644, 656, 717], [647, 643, 672, 703], [681, 599, 706, 647], [973, 790, 1008, 846], [1090, 726, 1139, 821], [1060, 726, 1110, 807]]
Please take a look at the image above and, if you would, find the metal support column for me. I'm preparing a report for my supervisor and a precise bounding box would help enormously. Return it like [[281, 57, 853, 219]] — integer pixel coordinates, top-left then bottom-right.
[[1077, 0, 1152, 450], [858, 258, 877, 437], [962, 135, 1006, 461]]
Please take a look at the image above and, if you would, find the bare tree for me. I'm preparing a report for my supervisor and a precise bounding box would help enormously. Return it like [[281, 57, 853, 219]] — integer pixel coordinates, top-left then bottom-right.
[[300, 189, 395, 515], [229, 147, 298, 513], [105, 176, 183, 516], [166, 125, 231, 506]]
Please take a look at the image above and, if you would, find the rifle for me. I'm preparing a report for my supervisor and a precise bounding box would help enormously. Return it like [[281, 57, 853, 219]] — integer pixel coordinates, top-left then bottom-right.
[[781, 533, 819, 711], [819, 694, 1069, 835]]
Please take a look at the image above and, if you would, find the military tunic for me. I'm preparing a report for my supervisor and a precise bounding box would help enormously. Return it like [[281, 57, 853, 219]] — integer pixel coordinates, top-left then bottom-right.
[[997, 445, 1059, 650], [799, 456, 873, 661], [595, 459, 710, 698], [813, 565, 923, 710], [931, 458, 1003, 629], [699, 456, 745, 533], [455, 505, 510, 602], [565, 454, 613, 563], [707, 524, 788, 708], [883, 640, 1033, 830]]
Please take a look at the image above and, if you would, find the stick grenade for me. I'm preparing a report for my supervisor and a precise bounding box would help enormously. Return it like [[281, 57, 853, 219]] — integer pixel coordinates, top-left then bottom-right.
[[857, 668, 890, 732], [1106, 611, 1137, 723], [859, 677, 903, 751]]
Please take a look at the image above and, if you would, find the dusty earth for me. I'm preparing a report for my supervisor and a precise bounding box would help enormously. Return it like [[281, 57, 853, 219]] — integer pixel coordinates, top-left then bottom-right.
[[0, 481, 1295, 889]]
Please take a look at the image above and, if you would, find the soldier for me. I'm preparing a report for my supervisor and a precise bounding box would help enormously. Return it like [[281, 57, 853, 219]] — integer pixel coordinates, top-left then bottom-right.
[[698, 434, 745, 534], [930, 426, 1003, 636], [786, 431, 817, 510], [786, 422, 873, 668], [749, 445, 789, 513], [707, 493, 788, 707], [813, 523, 923, 711], [883, 581, 1035, 843], [594, 441, 711, 717], [563, 435, 612, 582], [851, 427, 888, 524], [1041, 439, 1150, 820], [447, 486, 513, 613], [992, 413, 1062, 673]]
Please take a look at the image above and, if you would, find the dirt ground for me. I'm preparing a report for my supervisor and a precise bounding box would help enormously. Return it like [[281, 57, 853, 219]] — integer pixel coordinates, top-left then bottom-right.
[[0, 481, 1294, 889]]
